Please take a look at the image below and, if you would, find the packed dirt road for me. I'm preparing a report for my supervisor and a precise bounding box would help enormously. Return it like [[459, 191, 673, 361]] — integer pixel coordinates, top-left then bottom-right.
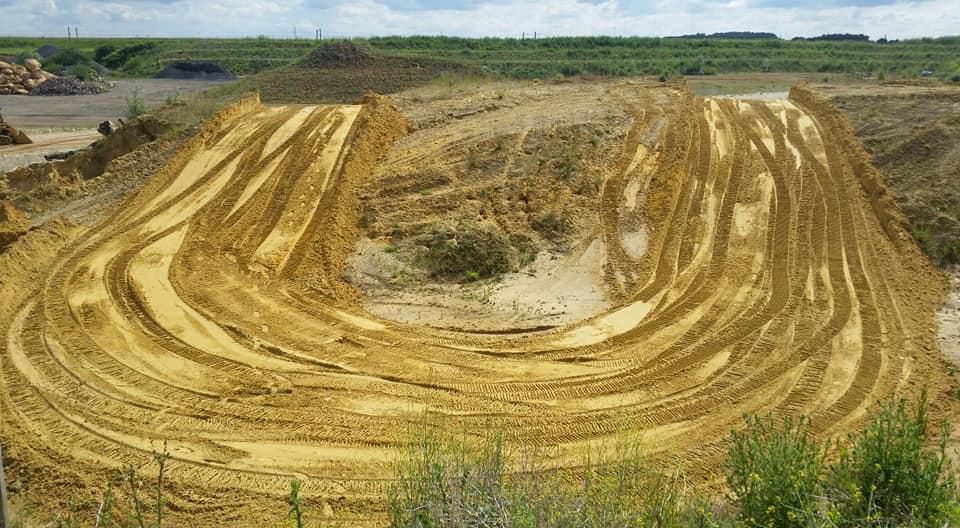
[[0, 83, 952, 523]]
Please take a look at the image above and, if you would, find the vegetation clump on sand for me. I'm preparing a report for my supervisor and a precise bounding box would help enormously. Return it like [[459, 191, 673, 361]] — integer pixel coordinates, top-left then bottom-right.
[[414, 223, 524, 281], [387, 393, 958, 528], [13, 393, 955, 527]]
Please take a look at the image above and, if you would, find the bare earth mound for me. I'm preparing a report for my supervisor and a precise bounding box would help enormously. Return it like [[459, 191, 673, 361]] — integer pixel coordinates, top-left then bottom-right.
[[251, 41, 465, 104], [0, 83, 954, 525], [155, 61, 237, 81]]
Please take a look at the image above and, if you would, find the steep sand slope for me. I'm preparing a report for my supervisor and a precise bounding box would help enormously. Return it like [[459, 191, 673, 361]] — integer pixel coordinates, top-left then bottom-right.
[[0, 84, 952, 524]]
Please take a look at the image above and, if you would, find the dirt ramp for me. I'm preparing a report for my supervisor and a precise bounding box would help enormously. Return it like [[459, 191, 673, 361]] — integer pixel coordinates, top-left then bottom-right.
[[789, 84, 916, 251]]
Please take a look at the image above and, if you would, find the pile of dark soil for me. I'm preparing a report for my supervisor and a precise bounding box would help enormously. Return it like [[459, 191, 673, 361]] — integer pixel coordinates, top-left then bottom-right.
[[250, 41, 465, 104], [303, 41, 376, 67], [155, 61, 236, 81], [35, 45, 62, 59], [28, 78, 104, 96]]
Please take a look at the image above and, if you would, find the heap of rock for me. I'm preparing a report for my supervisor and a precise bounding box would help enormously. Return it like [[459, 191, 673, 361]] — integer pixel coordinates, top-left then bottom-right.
[[0, 59, 57, 95], [28, 77, 103, 96]]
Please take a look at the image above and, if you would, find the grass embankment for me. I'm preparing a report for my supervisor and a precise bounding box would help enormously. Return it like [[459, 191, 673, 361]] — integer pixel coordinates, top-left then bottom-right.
[[364, 36, 960, 80], [387, 393, 957, 527]]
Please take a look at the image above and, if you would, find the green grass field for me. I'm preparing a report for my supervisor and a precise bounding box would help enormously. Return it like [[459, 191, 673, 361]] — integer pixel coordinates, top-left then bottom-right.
[[2, 35, 960, 80], [366, 35, 960, 79]]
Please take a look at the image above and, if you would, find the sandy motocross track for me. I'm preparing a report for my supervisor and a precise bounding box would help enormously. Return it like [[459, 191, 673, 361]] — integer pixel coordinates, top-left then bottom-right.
[[0, 83, 953, 523]]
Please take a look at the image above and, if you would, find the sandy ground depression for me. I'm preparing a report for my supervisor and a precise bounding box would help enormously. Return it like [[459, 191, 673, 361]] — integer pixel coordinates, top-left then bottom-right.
[[0, 82, 954, 524]]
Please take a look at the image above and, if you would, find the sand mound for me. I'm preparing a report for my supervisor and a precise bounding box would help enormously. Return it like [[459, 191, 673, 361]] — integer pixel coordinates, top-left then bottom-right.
[[155, 61, 237, 81]]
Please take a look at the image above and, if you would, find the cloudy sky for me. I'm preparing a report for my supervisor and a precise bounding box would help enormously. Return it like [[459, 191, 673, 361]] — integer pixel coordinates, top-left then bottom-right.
[[1, 0, 957, 40]]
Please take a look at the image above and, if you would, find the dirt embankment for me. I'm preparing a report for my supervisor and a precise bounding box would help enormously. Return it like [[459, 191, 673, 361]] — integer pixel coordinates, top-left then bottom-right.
[[0, 81, 954, 526], [3, 116, 166, 195], [818, 83, 960, 414], [822, 84, 960, 266]]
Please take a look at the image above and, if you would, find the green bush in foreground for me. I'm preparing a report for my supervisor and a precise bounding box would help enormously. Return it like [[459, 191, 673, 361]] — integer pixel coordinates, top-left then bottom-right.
[[827, 392, 957, 526], [724, 416, 822, 527], [388, 421, 720, 528], [390, 393, 958, 528], [12, 393, 958, 526]]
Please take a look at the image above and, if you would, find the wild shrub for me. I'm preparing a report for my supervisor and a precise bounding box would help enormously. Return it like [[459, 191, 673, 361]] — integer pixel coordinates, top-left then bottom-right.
[[913, 224, 934, 255], [125, 86, 147, 119], [724, 415, 823, 527], [49, 48, 87, 67], [389, 426, 518, 527], [13, 50, 40, 65], [532, 207, 572, 239], [94, 45, 116, 63], [102, 42, 156, 69], [387, 420, 708, 528], [416, 224, 511, 280], [546, 441, 690, 528], [940, 239, 960, 266], [826, 392, 958, 527], [69, 64, 96, 81], [557, 148, 577, 179]]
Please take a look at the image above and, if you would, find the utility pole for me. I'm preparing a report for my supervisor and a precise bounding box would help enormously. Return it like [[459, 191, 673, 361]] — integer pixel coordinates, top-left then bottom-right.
[[318, 27, 322, 40], [67, 26, 71, 43], [74, 27, 79, 40], [0, 444, 10, 528]]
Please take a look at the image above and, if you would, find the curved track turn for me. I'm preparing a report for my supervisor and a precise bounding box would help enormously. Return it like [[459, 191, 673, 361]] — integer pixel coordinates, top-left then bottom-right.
[[0, 85, 951, 521]]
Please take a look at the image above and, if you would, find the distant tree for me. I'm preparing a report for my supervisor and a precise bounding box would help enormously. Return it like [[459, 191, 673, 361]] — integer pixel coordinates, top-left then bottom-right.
[[806, 33, 871, 42]]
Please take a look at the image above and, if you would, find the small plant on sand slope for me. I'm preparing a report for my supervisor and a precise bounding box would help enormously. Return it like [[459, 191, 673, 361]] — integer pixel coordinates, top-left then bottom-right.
[[82, 441, 170, 528], [827, 391, 958, 527], [724, 415, 823, 528], [125, 86, 147, 120], [288, 479, 305, 528], [387, 417, 714, 528], [912, 224, 934, 255], [416, 224, 512, 281]]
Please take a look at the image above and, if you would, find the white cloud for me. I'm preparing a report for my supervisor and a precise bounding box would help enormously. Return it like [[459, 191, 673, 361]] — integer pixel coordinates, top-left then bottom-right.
[[0, 0, 956, 39]]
